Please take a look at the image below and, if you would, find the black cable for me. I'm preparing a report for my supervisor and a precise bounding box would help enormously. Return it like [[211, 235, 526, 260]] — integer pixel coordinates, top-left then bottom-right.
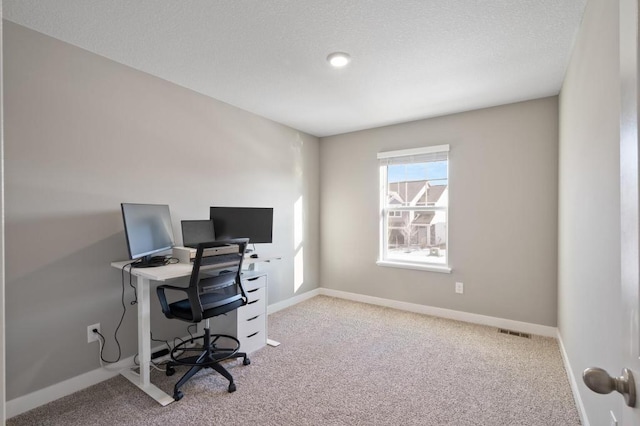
[[127, 265, 137, 305], [152, 330, 196, 365], [95, 261, 137, 364], [94, 330, 121, 364], [151, 332, 172, 353], [112, 264, 198, 369], [187, 324, 197, 342], [173, 336, 185, 349]]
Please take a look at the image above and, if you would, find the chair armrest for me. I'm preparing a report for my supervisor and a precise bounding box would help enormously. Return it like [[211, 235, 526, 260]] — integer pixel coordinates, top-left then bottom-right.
[[237, 278, 248, 304], [157, 284, 189, 292], [156, 284, 188, 317]]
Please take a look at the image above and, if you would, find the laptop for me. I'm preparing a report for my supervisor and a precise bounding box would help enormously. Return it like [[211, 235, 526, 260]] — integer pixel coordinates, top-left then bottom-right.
[[181, 219, 216, 248]]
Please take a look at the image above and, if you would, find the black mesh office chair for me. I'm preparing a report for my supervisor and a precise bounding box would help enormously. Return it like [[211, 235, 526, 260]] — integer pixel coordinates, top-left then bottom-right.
[[156, 238, 250, 401]]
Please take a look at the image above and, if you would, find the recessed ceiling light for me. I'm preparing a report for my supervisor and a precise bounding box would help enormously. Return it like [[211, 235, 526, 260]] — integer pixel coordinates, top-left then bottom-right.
[[327, 52, 351, 68]]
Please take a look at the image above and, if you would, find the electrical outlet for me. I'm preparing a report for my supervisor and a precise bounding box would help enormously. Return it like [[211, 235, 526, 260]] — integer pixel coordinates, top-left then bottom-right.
[[455, 282, 464, 294], [87, 323, 100, 343]]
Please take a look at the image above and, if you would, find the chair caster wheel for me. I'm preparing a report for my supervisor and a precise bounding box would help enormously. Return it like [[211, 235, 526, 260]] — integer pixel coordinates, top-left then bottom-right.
[[173, 390, 184, 401], [243, 357, 251, 366], [228, 383, 236, 393], [166, 365, 175, 376]]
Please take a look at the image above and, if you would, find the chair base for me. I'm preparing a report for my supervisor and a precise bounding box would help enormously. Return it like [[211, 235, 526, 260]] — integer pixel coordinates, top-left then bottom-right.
[[166, 330, 250, 400]]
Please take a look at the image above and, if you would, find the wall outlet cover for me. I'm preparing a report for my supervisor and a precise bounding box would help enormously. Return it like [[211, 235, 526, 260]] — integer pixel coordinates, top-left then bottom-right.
[[87, 323, 100, 343]]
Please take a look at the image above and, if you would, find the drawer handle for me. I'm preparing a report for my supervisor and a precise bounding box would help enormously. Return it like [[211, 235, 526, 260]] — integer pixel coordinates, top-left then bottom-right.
[[247, 277, 260, 281], [247, 288, 259, 293], [247, 315, 260, 321], [247, 331, 260, 338], [248, 299, 259, 305]]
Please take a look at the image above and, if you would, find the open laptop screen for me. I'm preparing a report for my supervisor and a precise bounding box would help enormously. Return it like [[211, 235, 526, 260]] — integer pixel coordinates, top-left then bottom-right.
[[181, 219, 215, 248]]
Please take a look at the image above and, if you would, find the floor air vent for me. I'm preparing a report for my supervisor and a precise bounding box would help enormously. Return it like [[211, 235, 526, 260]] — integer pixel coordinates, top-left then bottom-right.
[[499, 328, 531, 339]]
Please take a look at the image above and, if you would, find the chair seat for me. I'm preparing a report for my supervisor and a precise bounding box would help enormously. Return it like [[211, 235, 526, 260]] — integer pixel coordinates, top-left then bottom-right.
[[168, 294, 244, 322]]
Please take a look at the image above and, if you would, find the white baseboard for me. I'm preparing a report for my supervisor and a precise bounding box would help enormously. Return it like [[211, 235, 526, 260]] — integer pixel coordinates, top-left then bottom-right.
[[7, 355, 133, 419], [7, 288, 560, 419], [267, 288, 321, 315], [557, 330, 589, 426], [6, 339, 185, 419], [318, 288, 558, 337], [8, 290, 324, 419]]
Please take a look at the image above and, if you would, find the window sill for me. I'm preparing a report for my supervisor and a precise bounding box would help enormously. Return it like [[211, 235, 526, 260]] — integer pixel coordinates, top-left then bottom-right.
[[376, 260, 452, 274]]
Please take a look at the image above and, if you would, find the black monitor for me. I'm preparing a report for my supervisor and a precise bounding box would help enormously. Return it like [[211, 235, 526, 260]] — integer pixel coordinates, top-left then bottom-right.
[[121, 203, 175, 267], [210, 207, 273, 244], [181, 219, 215, 248]]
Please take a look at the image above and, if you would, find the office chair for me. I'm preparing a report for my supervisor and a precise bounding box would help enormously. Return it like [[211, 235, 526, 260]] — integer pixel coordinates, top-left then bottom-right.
[[156, 238, 251, 401]]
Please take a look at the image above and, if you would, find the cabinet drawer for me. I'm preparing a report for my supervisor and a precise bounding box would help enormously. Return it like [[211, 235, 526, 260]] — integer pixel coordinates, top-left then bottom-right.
[[240, 288, 265, 318], [240, 327, 266, 354], [240, 300, 264, 321], [238, 312, 265, 337], [245, 286, 265, 304], [242, 275, 266, 292]]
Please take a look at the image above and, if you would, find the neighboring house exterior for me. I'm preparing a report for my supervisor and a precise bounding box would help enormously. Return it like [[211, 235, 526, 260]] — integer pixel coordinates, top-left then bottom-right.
[[387, 180, 447, 252]]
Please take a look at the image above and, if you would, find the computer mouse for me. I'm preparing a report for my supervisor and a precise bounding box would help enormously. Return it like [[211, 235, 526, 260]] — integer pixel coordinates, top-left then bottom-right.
[[250, 254, 259, 258]]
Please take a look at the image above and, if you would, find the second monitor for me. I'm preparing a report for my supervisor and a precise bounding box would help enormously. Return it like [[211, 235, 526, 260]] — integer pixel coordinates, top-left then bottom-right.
[[210, 207, 273, 244]]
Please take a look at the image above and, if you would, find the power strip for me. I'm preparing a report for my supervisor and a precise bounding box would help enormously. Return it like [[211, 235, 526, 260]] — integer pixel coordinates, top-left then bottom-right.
[[151, 348, 170, 360], [150, 339, 198, 364]]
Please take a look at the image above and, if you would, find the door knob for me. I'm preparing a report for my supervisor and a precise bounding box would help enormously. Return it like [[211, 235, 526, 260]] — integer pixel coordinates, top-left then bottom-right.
[[582, 367, 636, 407]]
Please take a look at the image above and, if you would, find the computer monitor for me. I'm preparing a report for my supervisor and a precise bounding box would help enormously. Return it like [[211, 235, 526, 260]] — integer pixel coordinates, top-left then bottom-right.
[[181, 219, 216, 248], [121, 203, 175, 267], [209, 207, 273, 244]]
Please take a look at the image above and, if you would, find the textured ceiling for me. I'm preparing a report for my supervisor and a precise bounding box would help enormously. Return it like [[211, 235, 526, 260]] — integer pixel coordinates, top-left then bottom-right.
[[4, 0, 587, 137]]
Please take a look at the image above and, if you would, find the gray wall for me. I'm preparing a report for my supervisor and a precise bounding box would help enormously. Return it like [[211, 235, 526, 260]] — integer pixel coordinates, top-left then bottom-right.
[[558, 0, 622, 424], [3, 21, 320, 400], [1, 1, 6, 422], [320, 97, 559, 326]]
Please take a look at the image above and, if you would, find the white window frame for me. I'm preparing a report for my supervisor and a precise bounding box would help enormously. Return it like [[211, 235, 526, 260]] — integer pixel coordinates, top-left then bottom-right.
[[376, 144, 451, 273]]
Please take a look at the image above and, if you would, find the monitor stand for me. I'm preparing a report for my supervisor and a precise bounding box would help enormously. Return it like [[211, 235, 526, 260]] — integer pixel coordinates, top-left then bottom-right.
[[132, 255, 169, 268]]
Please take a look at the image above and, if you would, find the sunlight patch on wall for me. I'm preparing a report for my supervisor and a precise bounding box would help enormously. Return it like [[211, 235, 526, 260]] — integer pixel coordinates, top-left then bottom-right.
[[294, 196, 304, 292], [294, 196, 303, 248], [294, 247, 304, 292]]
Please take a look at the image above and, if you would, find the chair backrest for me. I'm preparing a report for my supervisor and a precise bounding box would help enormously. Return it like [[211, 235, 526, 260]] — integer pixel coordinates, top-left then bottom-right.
[[186, 238, 249, 322]]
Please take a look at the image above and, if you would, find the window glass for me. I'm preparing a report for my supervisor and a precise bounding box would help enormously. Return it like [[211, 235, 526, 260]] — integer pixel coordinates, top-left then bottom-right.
[[378, 146, 449, 269]]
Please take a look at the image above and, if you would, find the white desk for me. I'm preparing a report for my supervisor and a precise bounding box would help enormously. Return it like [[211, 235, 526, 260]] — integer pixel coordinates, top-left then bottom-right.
[[111, 255, 280, 405]]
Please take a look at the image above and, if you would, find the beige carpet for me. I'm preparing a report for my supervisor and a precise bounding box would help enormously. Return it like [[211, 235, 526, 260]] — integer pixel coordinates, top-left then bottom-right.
[[8, 296, 581, 425]]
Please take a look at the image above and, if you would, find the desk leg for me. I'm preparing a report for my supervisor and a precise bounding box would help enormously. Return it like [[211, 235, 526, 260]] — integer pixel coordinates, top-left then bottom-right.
[[262, 273, 280, 347], [120, 276, 174, 406]]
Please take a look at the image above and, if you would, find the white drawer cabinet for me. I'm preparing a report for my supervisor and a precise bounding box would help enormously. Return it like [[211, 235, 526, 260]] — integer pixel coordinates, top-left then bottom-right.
[[213, 272, 267, 355]]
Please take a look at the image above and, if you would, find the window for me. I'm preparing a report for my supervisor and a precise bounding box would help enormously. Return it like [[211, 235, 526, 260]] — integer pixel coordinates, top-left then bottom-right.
[[377, 145, 450, 273]]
